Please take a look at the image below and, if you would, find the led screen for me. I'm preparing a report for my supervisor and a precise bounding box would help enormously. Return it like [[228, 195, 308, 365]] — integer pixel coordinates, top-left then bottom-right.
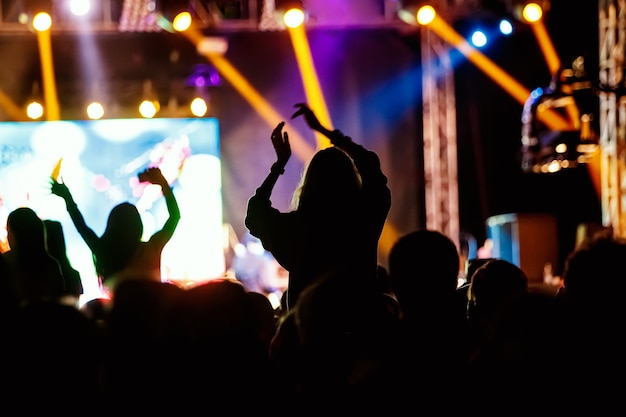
[[0, 117, 224, 303]]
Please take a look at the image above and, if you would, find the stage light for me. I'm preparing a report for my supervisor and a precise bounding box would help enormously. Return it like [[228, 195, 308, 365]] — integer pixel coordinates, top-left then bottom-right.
[[26, 101, 44, 120], [190, 97, 208, 117], [86, 101, 105, 120], [512, 1, 550, 23], [32, 11, 52, 31], [68, 0, 91, 17], [499, 18, 513, 35], [275, 0, 307, 28], [470, 30, 487, 48], [520, 58, 599, 174], [139, 79, 160, 118], [398, 1, 436, 26], [157, 0, 193, 32]]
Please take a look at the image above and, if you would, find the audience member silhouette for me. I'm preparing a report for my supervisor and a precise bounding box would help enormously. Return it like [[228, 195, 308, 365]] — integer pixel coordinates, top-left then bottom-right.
[[555, 234, 626, 408], [50, 166, 180, 297], [100, 279, 184, 413], [165, 279, 274, 413], [2, 299, 105, 412], [44, 219, 84, 305], [386, 229, 468, 410], [245, 102, 391, 311], [465, 258, 566, 411], [268, 267, 400, 413], [1, 207, 65, 306]]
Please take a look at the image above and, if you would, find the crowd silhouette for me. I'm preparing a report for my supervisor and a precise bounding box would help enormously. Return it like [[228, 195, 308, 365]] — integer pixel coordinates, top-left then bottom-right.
[[0, 102, 624, 413]]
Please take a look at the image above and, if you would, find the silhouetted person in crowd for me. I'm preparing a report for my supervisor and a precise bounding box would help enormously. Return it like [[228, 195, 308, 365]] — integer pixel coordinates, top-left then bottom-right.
[[50, 167, 180, 298], [555, 234, 626, 409], [2, 299, 105, 412], [165, 279, 274, 413], [100, 279, 184, 413], [44, 219, 83, 306], [465, 258, 565, 411], [268, 267, 400, 413], [386, 229, 468, 410], [1, 207, 65, 306], [245, 102, 391, 311]]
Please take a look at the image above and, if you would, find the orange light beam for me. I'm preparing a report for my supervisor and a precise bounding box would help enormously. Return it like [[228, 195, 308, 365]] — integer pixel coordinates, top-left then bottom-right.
[[530, 20, 561, 76], [287, 23, 400, 255], [287, 24, 332, 150], [426, 14, 573, 131], [180, 27, 316, 163], [36, 28, 60, 121], [0, 89, 27, 121], [530, 19, 580, 127]]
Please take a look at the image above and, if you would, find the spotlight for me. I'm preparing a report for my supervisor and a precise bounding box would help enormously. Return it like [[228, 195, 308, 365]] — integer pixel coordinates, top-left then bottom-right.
[[20, 0, 53, 31], [26, 101, 44, 120], [520, 57, 599, 174], [275, 0, 307, 29], [68, 0, 91, 17], [86, 101, 105, 120], [512, 1, 550, 23], [25, 81, 44, 120], [139, 79, 160, 118], [157, 0, 193, 32], [398, 1, 437, 26]]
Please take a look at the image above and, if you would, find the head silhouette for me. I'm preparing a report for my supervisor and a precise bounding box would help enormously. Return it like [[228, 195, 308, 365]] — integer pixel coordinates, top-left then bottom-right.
[[97, 202, 143, 279], [294, 147, 361, 213], [7, 207, 47, 256]]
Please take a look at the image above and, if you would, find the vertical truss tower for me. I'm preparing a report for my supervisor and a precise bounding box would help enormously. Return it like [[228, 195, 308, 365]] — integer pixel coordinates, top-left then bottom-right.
[[421, 27, 460, 248], [599, 0, 626, 238]]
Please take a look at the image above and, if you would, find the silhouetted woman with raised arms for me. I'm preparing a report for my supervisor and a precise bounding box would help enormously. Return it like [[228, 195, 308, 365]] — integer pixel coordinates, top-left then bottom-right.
[[50, 167, 180, 298], [245, 103, 391, 311]]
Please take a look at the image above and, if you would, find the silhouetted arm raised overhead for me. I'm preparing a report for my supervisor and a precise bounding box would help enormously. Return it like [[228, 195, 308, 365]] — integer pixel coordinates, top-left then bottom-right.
[[138, 167, 181, 248], [49, 178, 100, 252]]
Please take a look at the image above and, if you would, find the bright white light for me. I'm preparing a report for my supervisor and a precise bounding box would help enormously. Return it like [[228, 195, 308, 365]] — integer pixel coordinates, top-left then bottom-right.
[[86, 102, 104, 119], [499, 19, 513, 35], [173, 11, 192, 32], [283, 8, 305, 28], [69, 0, 91, 17], [416, 6, 436, 25], [522, 3, 543, 23], [139, 100, 159, 118], [32, 12, 52, 31], [470, 30, 488, 48], [190, 97, 208, 117], [26, 101, 44, 120]]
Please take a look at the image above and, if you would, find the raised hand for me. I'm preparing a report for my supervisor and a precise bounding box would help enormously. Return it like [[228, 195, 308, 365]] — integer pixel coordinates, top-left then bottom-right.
[[291, 102, 324, 132], [138, 167, 168, 186], [271, 121, 291, 166], [50, 179, 73, 201]]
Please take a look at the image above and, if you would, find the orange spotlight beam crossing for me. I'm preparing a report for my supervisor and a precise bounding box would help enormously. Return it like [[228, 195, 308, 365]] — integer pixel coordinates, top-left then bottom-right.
[[287, 24, 332, 150], [36, 28, 60, 121], [529, 19, 561, 76], [180, 27, 316, 163], [425, 13, 574, 132], [529, 19, 580, 128]]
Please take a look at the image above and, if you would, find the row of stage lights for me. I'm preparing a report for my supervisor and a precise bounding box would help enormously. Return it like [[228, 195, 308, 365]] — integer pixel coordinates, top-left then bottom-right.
[[19, 0, 549, 121]]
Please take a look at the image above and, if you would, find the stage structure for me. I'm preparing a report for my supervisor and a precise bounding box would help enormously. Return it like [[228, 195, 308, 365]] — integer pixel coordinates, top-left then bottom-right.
[[598, 0, 626, 239]]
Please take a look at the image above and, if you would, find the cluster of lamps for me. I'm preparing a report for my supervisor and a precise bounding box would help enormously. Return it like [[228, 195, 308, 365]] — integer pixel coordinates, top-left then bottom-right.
[[19, 0, 574, 134]]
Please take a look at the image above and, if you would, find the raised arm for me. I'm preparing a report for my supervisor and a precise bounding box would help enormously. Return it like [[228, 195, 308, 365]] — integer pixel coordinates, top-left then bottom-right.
[[254, 121, 291, 200], [138, 167, 181, 247], [50, 179, 100, 251]]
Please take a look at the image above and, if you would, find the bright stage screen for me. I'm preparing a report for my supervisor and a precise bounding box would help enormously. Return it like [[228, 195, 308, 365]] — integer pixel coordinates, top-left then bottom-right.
[[0, 117, 224, 303]]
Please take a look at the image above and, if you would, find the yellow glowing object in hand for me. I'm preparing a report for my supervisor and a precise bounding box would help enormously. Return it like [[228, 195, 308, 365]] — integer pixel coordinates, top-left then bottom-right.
[[51, 157, 63, 181]]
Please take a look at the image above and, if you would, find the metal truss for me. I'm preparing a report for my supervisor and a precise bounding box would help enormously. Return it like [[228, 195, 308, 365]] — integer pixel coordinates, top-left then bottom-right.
[[421, 27, 460, 248], [599, 0, 626, 238]]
